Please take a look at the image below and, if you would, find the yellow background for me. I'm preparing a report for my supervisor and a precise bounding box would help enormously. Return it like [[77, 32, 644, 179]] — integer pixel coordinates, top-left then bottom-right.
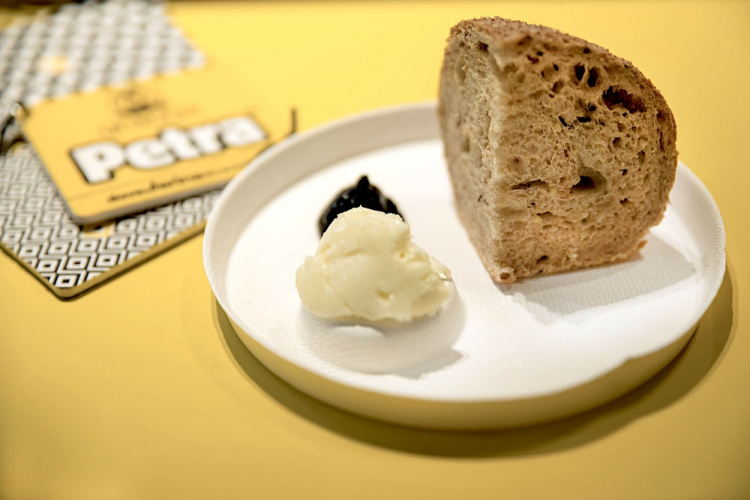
[[1, 2, 747, 499]]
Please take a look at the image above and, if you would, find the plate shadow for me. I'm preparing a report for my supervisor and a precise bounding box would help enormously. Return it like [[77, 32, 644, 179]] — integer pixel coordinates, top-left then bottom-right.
[[211, 261, 735, 458], [296, 292, 466, 378]]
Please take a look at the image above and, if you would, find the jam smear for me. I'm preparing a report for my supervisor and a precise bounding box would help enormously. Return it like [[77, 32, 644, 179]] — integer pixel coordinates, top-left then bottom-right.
[[318, 176, 402, 236]]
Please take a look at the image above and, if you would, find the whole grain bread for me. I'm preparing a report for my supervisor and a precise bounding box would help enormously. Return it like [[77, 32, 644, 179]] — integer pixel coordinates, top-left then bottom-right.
[[438, 17, 677, 283]]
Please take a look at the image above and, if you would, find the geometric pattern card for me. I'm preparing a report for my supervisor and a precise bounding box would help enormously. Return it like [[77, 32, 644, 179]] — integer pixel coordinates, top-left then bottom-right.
[[0, 142, 222, 298], [0, 0, 294, 298]]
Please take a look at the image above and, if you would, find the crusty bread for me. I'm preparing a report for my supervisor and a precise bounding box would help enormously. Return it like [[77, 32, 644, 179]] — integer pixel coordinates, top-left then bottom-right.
[[438, 17, 677, 283]]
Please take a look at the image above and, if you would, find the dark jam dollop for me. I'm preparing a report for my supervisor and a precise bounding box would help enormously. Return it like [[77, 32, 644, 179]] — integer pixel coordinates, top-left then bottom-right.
[[318, 176, 402, 236]]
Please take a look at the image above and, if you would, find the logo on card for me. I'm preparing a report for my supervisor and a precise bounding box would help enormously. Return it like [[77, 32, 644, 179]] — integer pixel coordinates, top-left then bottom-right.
[[111, 85, 166, 116], [22, 67, 285, 224], [70, 115, 266, 184]]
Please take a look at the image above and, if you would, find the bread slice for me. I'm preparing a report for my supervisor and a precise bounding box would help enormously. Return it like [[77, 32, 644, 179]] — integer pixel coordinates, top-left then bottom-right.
[[438, 17, 677, 283]]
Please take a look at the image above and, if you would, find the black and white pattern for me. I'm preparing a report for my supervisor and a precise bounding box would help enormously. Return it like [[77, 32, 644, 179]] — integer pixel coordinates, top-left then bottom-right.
[[0, 144, 221, 290], [0, 0, 204, 113], [0, 0, 215, 296]]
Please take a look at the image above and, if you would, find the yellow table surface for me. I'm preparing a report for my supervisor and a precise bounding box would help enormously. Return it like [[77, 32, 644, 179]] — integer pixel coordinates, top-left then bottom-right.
[[1, 2, 748, 499]]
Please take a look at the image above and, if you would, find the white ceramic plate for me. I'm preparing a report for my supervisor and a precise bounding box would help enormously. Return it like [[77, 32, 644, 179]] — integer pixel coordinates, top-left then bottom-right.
[[203, 103, 725, 430]]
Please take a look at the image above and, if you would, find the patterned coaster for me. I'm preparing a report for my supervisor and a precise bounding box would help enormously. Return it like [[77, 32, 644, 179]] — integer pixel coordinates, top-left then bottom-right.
[[0, 0, 270, 298], [0, 0, 204, 112], [1, 143, 220, 297]]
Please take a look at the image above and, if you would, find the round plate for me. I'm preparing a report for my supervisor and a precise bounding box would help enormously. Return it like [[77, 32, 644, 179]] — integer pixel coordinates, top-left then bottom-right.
[[203, 102, 725, 430]]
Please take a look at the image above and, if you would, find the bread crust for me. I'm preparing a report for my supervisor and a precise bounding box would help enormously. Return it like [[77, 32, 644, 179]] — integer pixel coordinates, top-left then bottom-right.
[[438, 17, 678, 282]]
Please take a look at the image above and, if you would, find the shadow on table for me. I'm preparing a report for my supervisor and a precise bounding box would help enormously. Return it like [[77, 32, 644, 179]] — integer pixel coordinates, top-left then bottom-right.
[[212, 261, 736, 458]]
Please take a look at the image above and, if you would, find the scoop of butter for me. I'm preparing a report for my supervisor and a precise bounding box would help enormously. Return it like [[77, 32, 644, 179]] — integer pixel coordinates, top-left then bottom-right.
[[296, 207, 451, 322]]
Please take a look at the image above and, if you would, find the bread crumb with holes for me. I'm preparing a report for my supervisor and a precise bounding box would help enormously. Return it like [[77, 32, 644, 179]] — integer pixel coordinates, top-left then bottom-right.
[[438, 17, 677, 283]]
